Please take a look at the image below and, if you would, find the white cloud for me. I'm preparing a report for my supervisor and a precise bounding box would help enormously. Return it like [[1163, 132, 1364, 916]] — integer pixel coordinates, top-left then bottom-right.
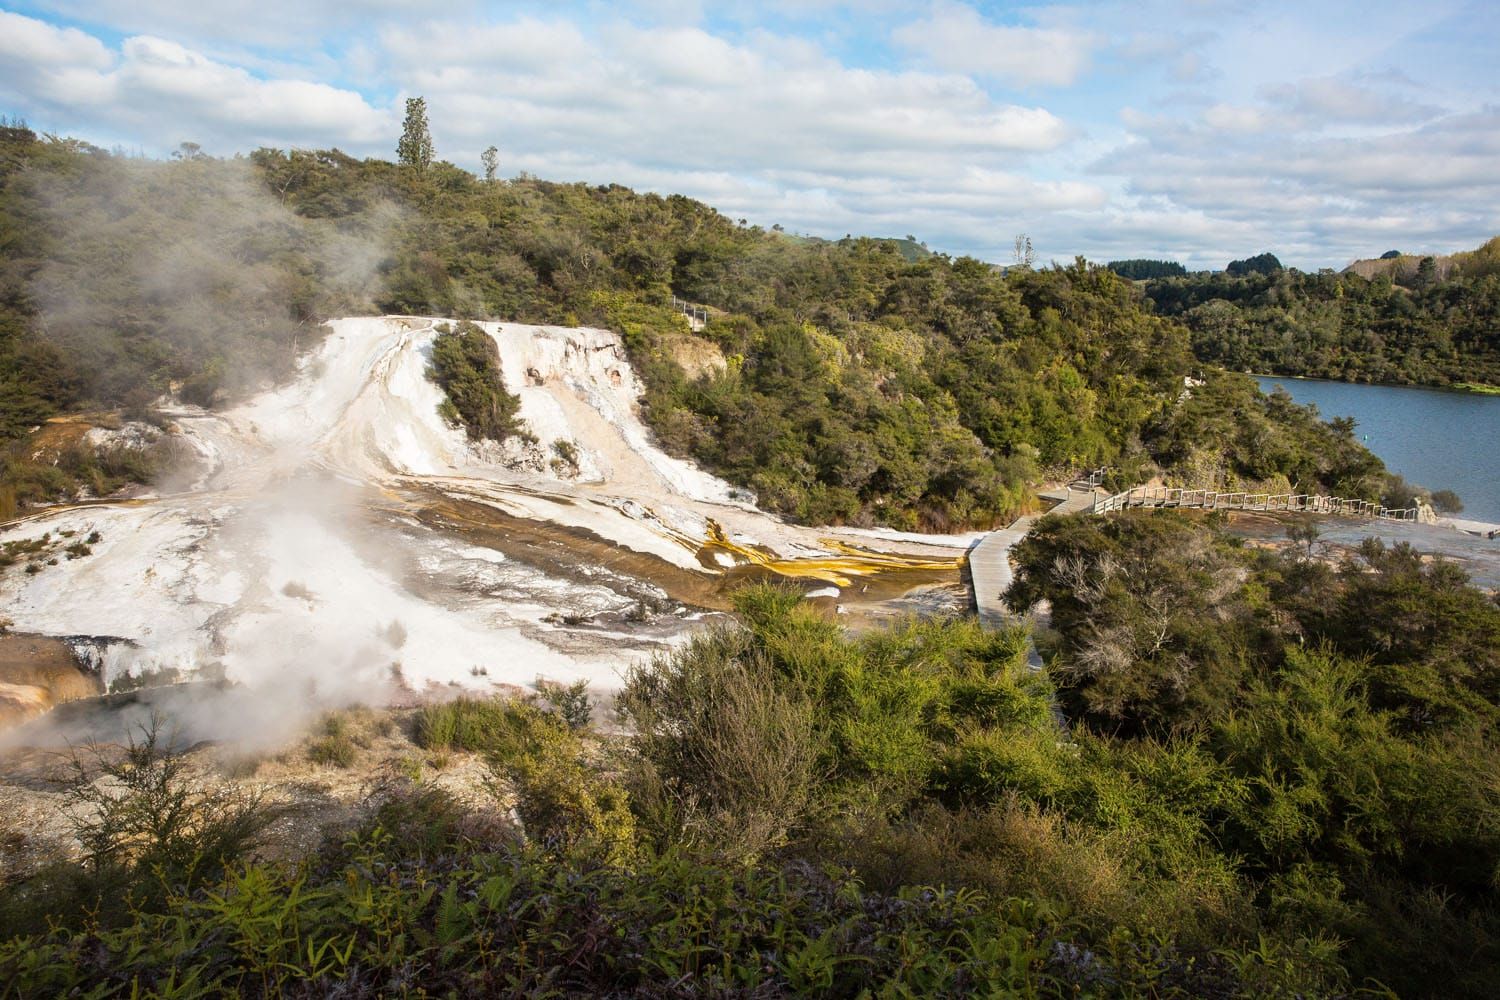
[[119, 37, 389, 140], [0, 12, 390, 148], [0, 10, 111, 67], [24, 0, 439, 49], [1202, 103, 1272, 132], [371, 13, 1086, 260], [1262, 75, 1441, 124], [3, 1, 1497, 270], [0, 8, 1086, 263], [1093, 99, 1500, 267], [380, 17, 1073, 175], [377, 17, 591, 74], [892, 2, 1098, 87], [0, 10, 116, 107]]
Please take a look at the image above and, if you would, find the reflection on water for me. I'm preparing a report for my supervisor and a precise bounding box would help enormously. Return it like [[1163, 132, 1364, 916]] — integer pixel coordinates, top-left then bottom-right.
[[1226, 514, 1500, 590]]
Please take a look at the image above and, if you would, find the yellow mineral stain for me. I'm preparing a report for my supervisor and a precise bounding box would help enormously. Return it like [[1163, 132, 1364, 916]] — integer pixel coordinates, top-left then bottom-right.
[[697, 520, 963, 587]]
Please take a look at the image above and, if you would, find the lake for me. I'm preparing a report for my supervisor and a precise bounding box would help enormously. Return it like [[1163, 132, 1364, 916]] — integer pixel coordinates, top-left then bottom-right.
[[1256, 376, 1500, 523]]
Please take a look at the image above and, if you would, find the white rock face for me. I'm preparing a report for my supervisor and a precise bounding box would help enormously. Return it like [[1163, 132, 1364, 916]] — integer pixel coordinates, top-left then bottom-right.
[[0, 316, 962, 715], [489, 323, 745, 505]]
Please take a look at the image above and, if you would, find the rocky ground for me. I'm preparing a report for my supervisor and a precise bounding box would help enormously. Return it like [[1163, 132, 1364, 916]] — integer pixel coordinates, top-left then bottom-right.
[[0, 702, 512, 881]]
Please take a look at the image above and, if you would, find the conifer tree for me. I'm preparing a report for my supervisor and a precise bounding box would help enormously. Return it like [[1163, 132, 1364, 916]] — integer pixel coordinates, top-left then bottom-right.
[[397, 97, 433, 173]]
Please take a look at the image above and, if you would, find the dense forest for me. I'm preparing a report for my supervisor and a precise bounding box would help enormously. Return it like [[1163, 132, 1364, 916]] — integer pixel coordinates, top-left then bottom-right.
[[1106, 258, 1187, 280], [4, 547, 1498, 995], [1145, 242, 1500, 389], [0, 123, 1404, 527]]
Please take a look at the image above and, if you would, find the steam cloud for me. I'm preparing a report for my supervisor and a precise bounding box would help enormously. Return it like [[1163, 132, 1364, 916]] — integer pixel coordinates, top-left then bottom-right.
[[28, 153, 393, 404], [2, 153, 422, 748]]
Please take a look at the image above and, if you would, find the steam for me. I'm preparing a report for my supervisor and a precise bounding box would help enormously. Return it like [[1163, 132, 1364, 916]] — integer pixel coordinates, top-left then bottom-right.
[[27, 154, 393, 403], [0, 466, 618, 752], [0, 317, 660, 750], [1, 677, 370, 753], [1, 155, 421, 749]]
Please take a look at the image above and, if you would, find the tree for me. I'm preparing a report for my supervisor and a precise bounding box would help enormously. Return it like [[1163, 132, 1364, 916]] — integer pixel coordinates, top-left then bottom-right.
[[1011, 233, 1034, 269], [1006, 513, 1257, 735], [481, 145, 499, 182], [1413, 255, 1438, 290], [1107, 259, 1187, 280], [1430, 488, 1463, 513], [1286, 517, 1320, 557], [397, 97, 434, 173], [1225, 252, 1282, 277]]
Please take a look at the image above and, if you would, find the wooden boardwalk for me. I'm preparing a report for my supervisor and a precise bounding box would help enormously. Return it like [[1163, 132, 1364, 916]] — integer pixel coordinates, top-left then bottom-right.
[[969, 486, 1098, 628], [969, 477, 1427, 631], [1091, 485, 1422, 521]]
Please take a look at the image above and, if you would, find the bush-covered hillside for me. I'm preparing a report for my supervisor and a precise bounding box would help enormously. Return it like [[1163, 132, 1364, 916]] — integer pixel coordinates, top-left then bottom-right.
[[1145, 247, 1500, 389], [1004, 516, 1500, 996], [1, 123, 1394, 527]]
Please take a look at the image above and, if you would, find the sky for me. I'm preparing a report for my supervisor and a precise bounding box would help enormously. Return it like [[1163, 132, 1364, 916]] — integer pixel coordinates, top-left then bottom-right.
[[1, 0, 1497, 269]]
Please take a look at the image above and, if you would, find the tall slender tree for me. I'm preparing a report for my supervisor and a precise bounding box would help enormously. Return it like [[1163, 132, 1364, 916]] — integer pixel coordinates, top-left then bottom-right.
[[481, 145, 499, 182], [397, 97, 434, 173], [1012, 233, 1035, 269]]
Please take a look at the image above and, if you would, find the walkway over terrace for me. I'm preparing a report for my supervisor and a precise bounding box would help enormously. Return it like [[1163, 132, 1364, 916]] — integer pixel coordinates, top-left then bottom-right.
[[968, 486, 1099, 629], [1090, 485, 1425, 521], [969, 478, 1428, 629]]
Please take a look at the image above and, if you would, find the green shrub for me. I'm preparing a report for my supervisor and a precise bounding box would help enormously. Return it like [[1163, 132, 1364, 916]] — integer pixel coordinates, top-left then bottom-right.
[[427, 320, 524, 442], [510, 748, 636, 865], [1430, 488, 1463, 513], [0, 716, 275, 933], [535, 677, 593, 729], [338, 782, 516, 865], [307, 734, 356, 768], [621, 625, 825, 858], [821, 798, 1255, 955], [306, 712, 362, 768], [414, 695, 566, 760], [0, 835, 1329, 998]]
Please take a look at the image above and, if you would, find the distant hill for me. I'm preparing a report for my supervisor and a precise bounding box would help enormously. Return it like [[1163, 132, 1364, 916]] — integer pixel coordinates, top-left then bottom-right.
[[877, 236, 935, 262], [1106, 259, 1186, 280], [1343, 251, 1462, 283], [1145, 236, 1500, 389], [1343, 236, 1500, 284], [776, 231, 935, 262]]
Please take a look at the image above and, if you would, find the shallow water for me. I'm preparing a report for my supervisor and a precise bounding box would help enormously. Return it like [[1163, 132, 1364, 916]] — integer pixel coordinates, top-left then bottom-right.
[[1226, 514, 1500, 591]]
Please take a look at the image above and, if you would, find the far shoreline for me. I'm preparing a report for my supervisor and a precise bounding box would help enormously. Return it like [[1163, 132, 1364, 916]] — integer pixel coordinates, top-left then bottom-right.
[[1248, 371, 1500, 396]]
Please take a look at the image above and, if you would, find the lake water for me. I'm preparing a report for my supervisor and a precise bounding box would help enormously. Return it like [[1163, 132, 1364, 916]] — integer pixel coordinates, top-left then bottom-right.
[[1256, 376, 1500, 523]]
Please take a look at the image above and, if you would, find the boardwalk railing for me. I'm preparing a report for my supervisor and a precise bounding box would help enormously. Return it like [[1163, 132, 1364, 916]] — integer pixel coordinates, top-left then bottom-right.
[[670, 295, 709, 328], [1071, 466, 1109, 491], [1091, 485, 1421, 522]]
